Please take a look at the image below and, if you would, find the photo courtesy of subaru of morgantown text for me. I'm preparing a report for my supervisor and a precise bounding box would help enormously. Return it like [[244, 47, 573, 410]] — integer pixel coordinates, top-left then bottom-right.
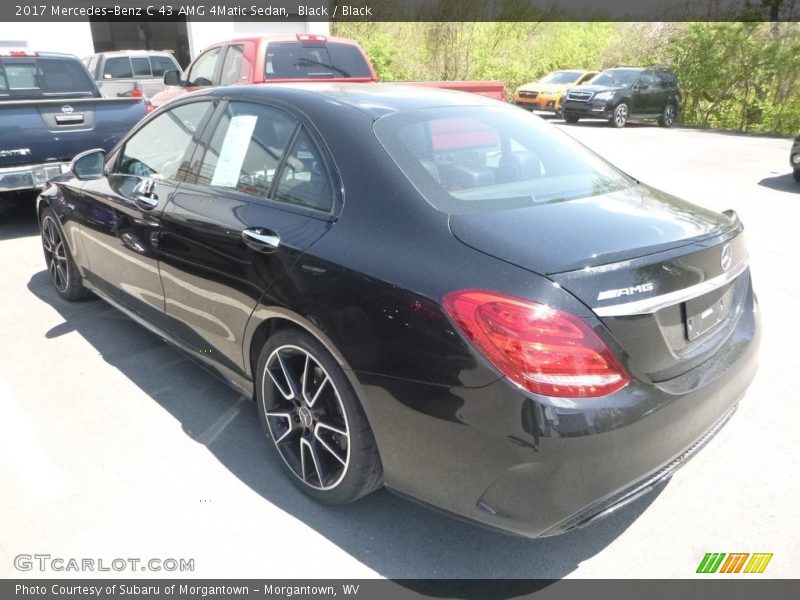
[[37, 82, 759, 537]]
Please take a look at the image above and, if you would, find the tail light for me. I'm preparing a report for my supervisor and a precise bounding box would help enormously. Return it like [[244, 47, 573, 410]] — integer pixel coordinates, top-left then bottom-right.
[[444, 290, 629, 398], [0, 50, 38, 57], [131, 86, 144, 98], [144, 100, 154, 113], [297, 33, 327, 44]]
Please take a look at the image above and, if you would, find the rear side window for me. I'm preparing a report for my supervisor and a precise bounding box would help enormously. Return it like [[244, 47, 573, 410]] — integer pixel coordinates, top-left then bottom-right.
[[131, 57, 152, 77], [274, 129, 334, 212], [117, 101, 213, 181], [197, 102, 297, 199], [265, 42, 371, 79], [103, 57, 133, 79], [656, 71, 678, 88], [150, 55, 179, 76]]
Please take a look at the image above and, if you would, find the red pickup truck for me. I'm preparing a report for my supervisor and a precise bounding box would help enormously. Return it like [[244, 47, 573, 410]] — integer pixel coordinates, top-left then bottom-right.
[[151, 34, 505, 108]]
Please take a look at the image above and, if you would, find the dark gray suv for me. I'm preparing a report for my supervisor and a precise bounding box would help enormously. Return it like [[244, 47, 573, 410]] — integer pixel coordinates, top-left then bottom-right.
[[562, 67, 682, 128]]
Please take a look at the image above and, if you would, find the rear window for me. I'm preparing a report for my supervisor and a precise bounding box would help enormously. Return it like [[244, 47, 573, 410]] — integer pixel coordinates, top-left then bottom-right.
[[374, 106, 634, 214], [103, 56, 132, 79], [131, 57, 152, 77], [0, 58, 95, 97], [265, 42, 371, 79]]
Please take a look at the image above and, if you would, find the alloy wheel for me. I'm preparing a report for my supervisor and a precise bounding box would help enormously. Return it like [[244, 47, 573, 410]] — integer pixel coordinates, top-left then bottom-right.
[[663, 105, 676, 126], [41, 216, 69, 292], [262, 345, 350, 490], [614, 104, 629, 127]]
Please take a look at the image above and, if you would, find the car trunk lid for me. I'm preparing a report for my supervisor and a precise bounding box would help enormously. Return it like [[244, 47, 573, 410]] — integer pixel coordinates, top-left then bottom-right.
[[449, 184, 750, 381]]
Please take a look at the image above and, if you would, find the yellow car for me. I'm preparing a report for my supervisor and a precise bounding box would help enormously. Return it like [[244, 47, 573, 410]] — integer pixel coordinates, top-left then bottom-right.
[[514, 70, 598, 114]]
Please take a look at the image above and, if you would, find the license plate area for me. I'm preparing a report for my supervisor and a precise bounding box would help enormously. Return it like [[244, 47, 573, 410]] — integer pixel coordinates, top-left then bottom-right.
[[684, 283, 734, 341]]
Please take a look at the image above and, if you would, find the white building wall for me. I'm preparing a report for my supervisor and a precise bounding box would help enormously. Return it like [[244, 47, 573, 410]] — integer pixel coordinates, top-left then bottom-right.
[[0, 22, 94, 58], [0, 20, 330, 61]]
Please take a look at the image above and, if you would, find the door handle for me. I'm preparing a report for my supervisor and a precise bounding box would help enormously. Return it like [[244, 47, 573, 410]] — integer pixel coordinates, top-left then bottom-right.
[[242, 228, 280, 251], [134, 194, 159, 210]]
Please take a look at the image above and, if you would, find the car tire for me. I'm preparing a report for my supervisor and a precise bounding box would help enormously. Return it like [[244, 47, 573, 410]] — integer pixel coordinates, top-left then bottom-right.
[[794, 169, 800, 183], [256, 327, 383, 505], [40, 207, 91, 302], [564, 114, 580, 124], [610, 103, 629, 128], [659, 104, 677, 127]]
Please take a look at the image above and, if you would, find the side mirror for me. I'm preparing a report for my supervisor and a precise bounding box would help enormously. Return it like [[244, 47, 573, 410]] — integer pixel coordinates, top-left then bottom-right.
[[71, 149, 106, 180], [163, 70, 183, 86], [636, 83, 649, 90]]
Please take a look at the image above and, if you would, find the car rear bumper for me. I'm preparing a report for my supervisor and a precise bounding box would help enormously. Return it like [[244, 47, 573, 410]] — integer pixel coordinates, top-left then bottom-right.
[[0, 162, 69, 193], [562, 99, 614, 119], [353, 279, 760, 538]]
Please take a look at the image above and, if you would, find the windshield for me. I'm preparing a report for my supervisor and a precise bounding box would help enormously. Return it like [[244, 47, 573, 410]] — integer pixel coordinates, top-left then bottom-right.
[[374, 106, 634, 214], [590, 69, 641, 88], [540, 71, 582, 85]]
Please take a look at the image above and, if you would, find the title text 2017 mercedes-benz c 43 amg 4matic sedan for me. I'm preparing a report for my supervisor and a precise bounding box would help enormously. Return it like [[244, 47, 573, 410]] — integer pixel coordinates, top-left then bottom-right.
[[38, 84, 759, 538]]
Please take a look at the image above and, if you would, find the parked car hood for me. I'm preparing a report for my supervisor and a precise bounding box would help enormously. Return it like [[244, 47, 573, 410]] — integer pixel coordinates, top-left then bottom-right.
[[448, 183, 734, 275]]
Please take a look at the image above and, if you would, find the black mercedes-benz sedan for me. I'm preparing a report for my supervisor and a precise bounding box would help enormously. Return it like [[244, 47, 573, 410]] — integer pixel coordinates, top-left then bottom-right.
[[37, 84, 759, 538]]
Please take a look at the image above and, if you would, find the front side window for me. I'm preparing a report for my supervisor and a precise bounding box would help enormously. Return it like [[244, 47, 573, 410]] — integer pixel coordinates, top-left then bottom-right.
[[187, 48, 220, 86], [197, 102, 297, 199], [219, 45, 250, 86], [117, 101, 212, 180], [374, 106, 634, 213], [638, 72, 656, 87]]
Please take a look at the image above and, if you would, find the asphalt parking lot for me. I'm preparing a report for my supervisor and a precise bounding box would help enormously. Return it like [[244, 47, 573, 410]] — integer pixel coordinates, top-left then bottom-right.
[[1, 120, 798, 580]]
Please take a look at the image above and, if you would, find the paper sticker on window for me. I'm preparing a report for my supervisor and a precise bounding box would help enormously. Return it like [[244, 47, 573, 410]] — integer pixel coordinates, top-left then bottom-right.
[[210, 114, 258, 188]]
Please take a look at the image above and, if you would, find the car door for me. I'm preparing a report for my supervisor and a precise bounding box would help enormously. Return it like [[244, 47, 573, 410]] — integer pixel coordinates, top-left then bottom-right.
[[218, 43, 254, 87], [157, 99, 338, 376], [632, 70, 659, 115], [77, 100, 215, 323]]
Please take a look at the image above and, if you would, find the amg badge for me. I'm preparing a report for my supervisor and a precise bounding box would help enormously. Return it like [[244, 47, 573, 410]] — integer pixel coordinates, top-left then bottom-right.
[[597, 282, 654, 301]]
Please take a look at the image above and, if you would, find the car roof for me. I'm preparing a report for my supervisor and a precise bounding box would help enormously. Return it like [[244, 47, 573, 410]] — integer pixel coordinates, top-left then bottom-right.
[[94, 51, 174, 57], [213, 35, 363, 46], [0, 51, 78, 60], [200, 82, 501, 120]]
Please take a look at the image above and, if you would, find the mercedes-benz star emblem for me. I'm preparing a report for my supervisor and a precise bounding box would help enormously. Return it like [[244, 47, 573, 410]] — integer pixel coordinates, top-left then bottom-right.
[[720, 243, 733, 272], [61, 105, 74, 114]]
